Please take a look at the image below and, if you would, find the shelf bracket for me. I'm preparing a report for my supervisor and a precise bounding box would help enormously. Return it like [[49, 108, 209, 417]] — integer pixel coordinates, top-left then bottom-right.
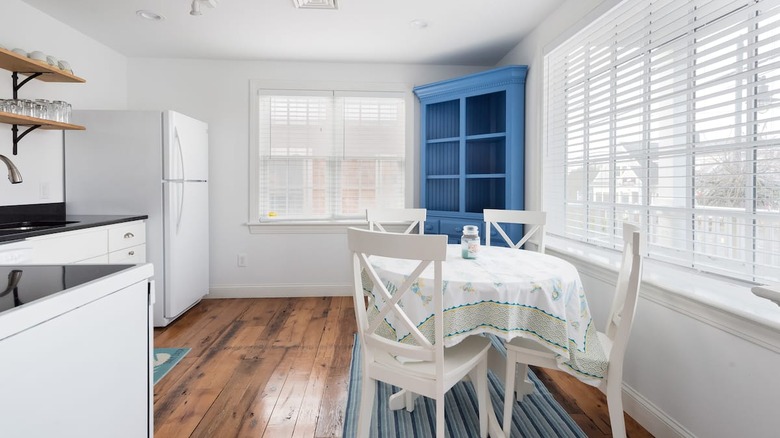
[[11, 72, 43, 99], [11, 124, 41, 155]]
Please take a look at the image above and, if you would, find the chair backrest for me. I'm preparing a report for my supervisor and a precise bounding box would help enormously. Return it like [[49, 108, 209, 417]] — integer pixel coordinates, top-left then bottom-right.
[[483, 209, 546, 252], [366, 208, 427, 234], [604, 223, 644, 365], [347, 227, 447, 366]]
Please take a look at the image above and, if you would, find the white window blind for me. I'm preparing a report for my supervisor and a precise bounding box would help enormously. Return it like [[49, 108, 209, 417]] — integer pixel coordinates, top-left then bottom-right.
[[257, 90, 406, 221], [544, 0, 780, 284]]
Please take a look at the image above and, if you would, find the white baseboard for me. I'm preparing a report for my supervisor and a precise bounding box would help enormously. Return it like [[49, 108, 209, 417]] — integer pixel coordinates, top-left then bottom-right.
[[207, 284, 351, 298], [623, 383, 695, 438]]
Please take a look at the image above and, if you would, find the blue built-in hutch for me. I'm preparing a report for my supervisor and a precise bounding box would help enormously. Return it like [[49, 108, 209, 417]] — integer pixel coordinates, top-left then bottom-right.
[[414, 65, 527, 244]]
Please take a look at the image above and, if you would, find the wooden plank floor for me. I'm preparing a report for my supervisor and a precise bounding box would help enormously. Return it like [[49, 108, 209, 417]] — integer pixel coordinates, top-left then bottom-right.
[[153, 297, 653, 437]]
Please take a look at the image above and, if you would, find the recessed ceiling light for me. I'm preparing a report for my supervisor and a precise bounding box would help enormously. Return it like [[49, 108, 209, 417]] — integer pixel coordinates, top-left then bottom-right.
[[293, 0, 338, 9], [136, 9, 165, 21], [410, 19, 429, 29]]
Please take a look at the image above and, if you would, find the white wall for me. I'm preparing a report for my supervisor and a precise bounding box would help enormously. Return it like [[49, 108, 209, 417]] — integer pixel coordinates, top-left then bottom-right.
[[125, 59, 483, 296], [0, 0, 127, 206], [500, 0, 780, 437]]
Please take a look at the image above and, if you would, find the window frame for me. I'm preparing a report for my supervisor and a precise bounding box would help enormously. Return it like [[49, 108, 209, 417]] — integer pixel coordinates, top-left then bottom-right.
[[542, 0, 780, 286], [248, 80, 416, 229]]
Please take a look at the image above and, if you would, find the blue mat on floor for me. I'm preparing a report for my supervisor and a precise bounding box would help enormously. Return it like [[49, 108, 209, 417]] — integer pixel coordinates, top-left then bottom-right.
[[153, 348, 190, 385], [342, 335, 586, 437]]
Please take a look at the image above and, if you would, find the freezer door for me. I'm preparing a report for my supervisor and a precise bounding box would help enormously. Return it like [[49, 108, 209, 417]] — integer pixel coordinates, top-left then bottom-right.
[[163, 181, 209, 319], [164, 111, 209, 181]]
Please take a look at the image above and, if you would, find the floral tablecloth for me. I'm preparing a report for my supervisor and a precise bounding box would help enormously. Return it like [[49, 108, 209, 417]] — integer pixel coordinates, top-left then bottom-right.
[[365, 244, 608, 385]]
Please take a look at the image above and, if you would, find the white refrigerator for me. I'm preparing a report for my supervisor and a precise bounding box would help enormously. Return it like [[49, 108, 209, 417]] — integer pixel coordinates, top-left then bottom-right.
[[64, 110, 209, 327]]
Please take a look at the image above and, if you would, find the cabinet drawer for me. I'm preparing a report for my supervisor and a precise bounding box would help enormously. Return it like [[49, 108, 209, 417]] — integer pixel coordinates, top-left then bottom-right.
[[423, 220, 439, 235], [108, 221, 146, 252], [108, 244, 146, 264], [28, 228, 108, 264]]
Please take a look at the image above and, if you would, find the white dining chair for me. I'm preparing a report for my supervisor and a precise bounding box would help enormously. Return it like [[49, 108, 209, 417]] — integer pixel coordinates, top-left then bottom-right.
[[366, 208, 427, 234], [347, 227, 491, 438], [483, 209, 546, 252], [501, 223, 644, 438]]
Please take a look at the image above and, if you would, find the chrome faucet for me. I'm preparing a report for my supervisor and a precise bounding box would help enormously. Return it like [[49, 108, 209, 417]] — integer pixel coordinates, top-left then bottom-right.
[[0, 155, 22, 184]]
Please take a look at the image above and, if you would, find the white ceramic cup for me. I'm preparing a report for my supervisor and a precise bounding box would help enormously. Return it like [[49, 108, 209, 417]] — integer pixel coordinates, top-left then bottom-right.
[[46, 55, 58, 67], [11, 48, 27, 57], [28, 50, 47, 62], [57, 60, 72, 73]]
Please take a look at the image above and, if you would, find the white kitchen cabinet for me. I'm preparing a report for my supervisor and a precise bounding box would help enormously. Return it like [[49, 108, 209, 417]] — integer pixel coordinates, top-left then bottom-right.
[[0, 264, 154, 438], [108, 220, 146, 251], [0, 220, 146, 265], [19, 226, 106, 263], [109, 244, 146, 264]]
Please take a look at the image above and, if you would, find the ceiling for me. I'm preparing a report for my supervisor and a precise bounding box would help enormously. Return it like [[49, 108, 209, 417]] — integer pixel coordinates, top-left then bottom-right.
[[21, 0, 565, 66]]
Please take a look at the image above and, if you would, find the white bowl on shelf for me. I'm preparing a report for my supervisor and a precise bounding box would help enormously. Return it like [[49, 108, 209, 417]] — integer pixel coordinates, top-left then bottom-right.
[[58, 59, 73, 74], [28, 50, 47, 62]]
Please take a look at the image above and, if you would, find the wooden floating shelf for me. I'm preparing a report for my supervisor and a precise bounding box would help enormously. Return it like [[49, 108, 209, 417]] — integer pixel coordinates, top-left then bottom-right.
[[0, 111, 85, 130], [0, 48, 85, 83]]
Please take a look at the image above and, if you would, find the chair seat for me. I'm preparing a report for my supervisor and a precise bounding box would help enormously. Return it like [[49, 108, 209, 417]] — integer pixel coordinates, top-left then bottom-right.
[[371, 335, 491, 396], [597, 331, 614, 357], [505, 336, 558, 360]]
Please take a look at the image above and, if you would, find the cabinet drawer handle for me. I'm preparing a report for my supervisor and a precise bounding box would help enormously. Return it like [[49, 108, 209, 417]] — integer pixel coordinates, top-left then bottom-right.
[[124, 232, 134, 239], [128, 251, 135, 256]]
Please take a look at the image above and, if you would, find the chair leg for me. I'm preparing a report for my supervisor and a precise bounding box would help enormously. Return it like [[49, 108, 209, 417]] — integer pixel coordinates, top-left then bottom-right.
[[503, 350, 516, 437], [357, 376, 375, 438], [476, 359, 488, 438], [436, 395, 446, 438], [606, 377, 627, 438]]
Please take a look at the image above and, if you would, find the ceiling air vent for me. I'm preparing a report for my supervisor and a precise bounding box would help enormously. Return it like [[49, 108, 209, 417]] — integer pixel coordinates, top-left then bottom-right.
[[293, 0, 338, 9]]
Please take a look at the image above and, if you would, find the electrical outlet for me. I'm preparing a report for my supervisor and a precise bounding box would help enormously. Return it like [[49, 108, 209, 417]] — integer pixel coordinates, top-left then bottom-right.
[[237, 253, 247, 267], [39, 182, 50, 200]]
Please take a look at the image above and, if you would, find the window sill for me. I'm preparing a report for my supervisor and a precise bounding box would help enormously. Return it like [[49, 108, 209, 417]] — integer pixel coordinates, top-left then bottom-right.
[[546, 235, 780, 352], [247, 220, 367, 234]]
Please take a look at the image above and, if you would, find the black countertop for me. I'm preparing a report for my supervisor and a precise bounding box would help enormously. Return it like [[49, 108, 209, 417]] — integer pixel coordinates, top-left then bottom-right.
[[0, 203, 147, 243], [0, 215, 148, 243]]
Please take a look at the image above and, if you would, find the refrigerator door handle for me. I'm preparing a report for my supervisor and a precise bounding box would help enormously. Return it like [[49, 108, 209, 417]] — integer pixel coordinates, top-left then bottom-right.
[[174, 127, 186, 181], [176, 181, 185, 234]]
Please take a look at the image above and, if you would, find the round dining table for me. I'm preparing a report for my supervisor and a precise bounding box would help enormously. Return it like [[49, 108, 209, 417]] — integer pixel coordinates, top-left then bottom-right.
[[366, 244, 608, 384]]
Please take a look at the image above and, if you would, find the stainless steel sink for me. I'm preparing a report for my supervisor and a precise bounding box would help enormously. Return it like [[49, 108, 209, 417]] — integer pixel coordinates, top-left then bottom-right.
[[0, 220, 79, 231]]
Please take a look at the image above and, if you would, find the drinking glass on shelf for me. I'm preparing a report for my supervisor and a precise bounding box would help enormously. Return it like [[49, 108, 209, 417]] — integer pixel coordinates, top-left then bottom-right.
[[2, 99, 20, 115], [20, 100, 35, 117], [52, 100, 67, 122], [34, 102, 47, 120], [34, 99, 51, 120]]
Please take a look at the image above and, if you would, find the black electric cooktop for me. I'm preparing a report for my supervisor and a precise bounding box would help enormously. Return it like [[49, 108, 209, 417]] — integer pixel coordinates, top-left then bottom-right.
[[0, 265, 134, 314]]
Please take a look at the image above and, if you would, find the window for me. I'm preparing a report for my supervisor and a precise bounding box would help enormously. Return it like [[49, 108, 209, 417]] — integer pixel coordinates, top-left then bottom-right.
[[544, 0, 780, 284], [250, 84, 409, 223]]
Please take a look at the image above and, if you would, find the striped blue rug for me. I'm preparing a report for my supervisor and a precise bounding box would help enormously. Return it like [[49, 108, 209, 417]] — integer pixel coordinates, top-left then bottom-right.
[[343, 335, 586, 437]]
